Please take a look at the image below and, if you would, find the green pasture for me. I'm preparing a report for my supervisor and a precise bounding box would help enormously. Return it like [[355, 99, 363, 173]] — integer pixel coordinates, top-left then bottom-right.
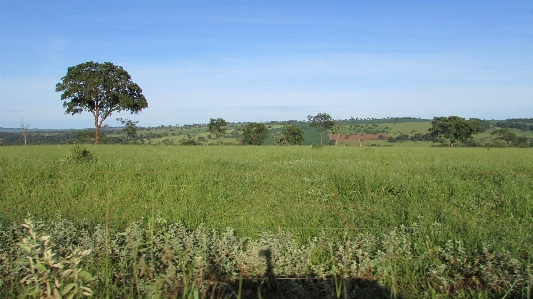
[[2, 145, 532, 255], [339, 139, 435, 147], [386, 121, 432, 135], [2, 145, 532, 297]]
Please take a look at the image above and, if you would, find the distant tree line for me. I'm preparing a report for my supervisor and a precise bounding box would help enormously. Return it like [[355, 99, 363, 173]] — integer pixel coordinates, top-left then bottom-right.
[[0, 131, 78, 145], [494, 119, 533, 131], [345, 116, 428, 124]]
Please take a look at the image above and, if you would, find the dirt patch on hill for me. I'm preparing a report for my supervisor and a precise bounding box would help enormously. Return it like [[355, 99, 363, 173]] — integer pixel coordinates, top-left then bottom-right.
[[329, 133, 389, 142]]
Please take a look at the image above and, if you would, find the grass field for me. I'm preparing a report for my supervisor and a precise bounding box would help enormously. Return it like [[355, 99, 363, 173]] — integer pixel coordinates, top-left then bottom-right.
[[1, 145, 532, 298]]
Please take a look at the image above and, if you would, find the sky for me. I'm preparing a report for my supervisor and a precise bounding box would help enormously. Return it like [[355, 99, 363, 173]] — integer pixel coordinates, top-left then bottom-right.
[[0, 0, 532, 129]]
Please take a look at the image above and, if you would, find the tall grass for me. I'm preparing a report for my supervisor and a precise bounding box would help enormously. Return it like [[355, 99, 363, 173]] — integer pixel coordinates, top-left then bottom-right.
[[1, 145, 532, 297]]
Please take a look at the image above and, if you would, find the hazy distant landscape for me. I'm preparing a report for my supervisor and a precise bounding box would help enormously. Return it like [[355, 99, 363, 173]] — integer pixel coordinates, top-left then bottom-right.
[[2, 117, 533, 148]]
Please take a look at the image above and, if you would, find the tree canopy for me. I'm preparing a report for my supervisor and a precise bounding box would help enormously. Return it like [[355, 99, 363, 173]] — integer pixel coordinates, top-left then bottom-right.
[[307, 113, 334, 145], [282, 125, 305, 145], [491, 128, 518, 146], [428, 116, 482, 147], [242, 123, 268, 145], [56, 61, 148, 144], [208, 118, 227, 146]]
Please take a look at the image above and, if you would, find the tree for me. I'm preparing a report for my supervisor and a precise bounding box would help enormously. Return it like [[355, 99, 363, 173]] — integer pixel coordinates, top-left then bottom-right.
[[242, 122, 268, 145], [208, 118, 227, 146], [428, 116, 482, 147], [307, 113, 335, 145], [330, 123, 346, 146], [271, 132, 289, 145], [116, 118, 139, 144], [282, 125, 305, 145], [20, 118, 30, 146], [56, 61, 148, 144], [516, 136, 532, 148], [491, 128, 518, 146]]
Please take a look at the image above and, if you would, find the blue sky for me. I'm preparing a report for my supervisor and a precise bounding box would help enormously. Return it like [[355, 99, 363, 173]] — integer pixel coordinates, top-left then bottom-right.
[[1, 0, 532, 129]]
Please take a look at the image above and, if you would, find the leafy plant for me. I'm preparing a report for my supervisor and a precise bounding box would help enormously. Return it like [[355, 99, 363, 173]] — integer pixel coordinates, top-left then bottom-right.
[[67, 145, 95, 163], [16, 219, 93, 298]]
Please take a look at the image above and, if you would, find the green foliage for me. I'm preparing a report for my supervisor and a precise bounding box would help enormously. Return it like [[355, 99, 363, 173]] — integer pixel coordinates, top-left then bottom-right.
[[2, 218, 530, 298], [207, 118, 227, 146], [308, 113, 335, 145], [180, 139, 200, 146], [330, 123, 346, 146], [428, 116, 482, 147], [56, 61, 148, 144], [470, 117, 492, 132], [116, 118, 139, 143], [516, 136, 533, 148], [75, 130, 107, 144], [67, 145, 95, 163], [491, 128, 518, 146], [495, 118, 533, 131], [5, 118, 518, 147], [282, 125, 305, 145], [242, 122, 268, 145], [270, 132, 288, 145], [2, 145, 533, 297], [15, 219, 93, 298]]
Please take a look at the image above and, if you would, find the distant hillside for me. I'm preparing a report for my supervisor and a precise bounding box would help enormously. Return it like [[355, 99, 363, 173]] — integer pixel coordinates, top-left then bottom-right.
[[3, 117, 531, 148]]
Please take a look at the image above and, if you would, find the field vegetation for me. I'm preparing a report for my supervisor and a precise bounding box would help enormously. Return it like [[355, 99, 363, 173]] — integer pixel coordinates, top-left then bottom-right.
[[1, 145, 532, 298], [2, 117, 532, 149]]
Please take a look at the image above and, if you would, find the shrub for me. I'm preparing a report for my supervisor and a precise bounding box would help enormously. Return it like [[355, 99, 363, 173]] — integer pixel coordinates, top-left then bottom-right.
[[1, 218, 529, 298], [68, 145, 95, 163], [180, 139, 200, 146]]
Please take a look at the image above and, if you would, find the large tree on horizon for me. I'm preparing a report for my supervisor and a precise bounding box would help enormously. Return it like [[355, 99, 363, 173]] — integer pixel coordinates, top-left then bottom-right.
[[56, 61, 148, 144], [428, 116, 482, 147]]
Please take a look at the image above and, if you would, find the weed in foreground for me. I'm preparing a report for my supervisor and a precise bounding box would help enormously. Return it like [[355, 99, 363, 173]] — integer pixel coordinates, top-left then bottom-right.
[[15, 218, 93, 298], [2, 217, 531, 298], [64, 145, 96, 163]]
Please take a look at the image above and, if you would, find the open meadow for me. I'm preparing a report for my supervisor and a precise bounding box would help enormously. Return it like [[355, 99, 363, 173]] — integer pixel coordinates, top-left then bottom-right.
[[1, 145, 532, 298]]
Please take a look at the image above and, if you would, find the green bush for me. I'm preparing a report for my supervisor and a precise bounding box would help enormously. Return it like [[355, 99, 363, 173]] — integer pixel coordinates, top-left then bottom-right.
[[68, 145, 95, 163]]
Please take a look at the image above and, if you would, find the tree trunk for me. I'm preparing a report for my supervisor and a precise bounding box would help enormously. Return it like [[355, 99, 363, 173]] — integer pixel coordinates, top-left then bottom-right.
[[93, 108, 101, 144], [95, 125, 100, 144], [335, 134, 341, 146]]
